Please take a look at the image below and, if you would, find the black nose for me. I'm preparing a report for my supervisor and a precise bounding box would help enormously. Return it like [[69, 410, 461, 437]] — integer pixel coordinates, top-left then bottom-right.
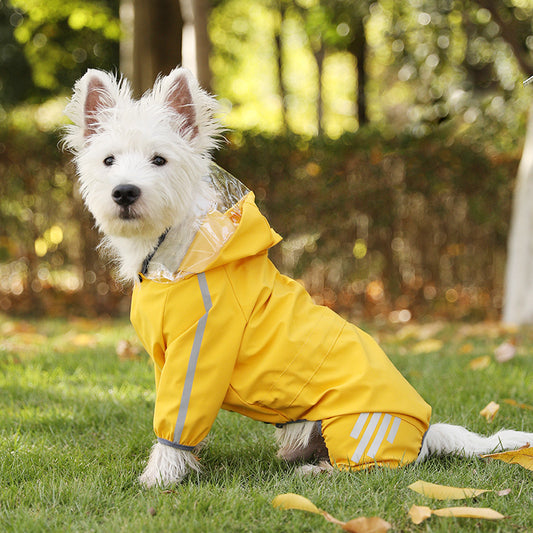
[[112, 184, 141, 206]]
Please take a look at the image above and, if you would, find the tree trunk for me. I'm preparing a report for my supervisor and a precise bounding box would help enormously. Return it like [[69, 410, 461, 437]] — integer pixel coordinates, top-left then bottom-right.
[[503, 107, 533, 324], [132, 0, 183, 96], [192, 0, 212, 92], [348, 16, 368, 126], [274, 1, 288, 131], [314, 45, 325, 136]]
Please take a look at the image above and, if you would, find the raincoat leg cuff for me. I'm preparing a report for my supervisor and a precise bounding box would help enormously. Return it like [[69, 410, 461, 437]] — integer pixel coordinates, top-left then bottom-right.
[[157, 437, 196, 451]]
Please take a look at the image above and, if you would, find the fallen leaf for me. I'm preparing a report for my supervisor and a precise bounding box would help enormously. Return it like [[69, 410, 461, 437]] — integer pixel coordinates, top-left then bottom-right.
[[459, 343, 474, 354], [272, 493, 323, 515], [431, 506, 505, 520], [494, 341, 516, 363], [412, 338, 444, 355], [72, 333, 97, 347], [504, 398, 533, 411], [341, 516, 391, 532], [468, 355, 490, 370], [495, 488, 512, 497], [272, 493, 390, 531], [480, 401, 500, 422], [408, 480, 489, 500], [116, 339, 141, 360], [481, 444, 533, 471], [408, 505, 432, 525], [408, 504, 505, 524]]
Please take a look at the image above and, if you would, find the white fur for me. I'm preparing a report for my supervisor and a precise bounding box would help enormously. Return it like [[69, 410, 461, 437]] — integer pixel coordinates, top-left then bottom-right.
[[417, 423, 533, 462], [64, 68, 533, 488], [139, 442, 200, 488], [63, 67, 222, 282]]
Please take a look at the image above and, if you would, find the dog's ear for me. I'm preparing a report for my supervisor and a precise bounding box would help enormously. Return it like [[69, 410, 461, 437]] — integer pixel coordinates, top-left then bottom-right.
[[83, 72, 116, 138], [164, 70, 199, 139]]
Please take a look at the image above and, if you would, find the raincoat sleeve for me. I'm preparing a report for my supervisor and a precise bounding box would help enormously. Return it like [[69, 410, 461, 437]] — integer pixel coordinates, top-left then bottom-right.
[[153, 271, 245, 450]]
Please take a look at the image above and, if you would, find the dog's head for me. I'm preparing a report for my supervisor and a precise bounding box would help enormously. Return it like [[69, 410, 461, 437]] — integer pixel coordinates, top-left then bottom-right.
[[63, 68, 221, 240]]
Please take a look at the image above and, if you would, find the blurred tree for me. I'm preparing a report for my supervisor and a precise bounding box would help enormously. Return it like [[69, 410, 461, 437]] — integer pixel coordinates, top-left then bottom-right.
[[192, 0, 212, 92], [6, 0, 120, 101], [131, 0, 183, 96], [0, 1, 33, 106], [475, 0, 533, 77], [290, 0, 371, 131]]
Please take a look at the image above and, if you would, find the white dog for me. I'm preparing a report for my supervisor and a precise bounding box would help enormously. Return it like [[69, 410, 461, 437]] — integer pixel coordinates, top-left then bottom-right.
[[63, 67, 533, 488]]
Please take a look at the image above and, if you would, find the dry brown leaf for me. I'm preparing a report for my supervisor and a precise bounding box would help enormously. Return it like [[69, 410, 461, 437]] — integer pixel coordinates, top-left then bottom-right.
[[504, 398, 533, 411], [116, 339, 141, 360], [408, 504, 505, 524], [468, 355, 490, 370], [408, 480, 489, 500], [408, 505, 432, 525], [495, 488, 512, 497], [494, 341, 516, 363], [341, 516, 391, 532], [481, 444, 533, 471], [480, 401, 500, 422]]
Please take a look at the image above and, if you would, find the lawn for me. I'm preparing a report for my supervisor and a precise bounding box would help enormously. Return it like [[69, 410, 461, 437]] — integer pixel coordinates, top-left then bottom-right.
[[0, 316, 532, 532]]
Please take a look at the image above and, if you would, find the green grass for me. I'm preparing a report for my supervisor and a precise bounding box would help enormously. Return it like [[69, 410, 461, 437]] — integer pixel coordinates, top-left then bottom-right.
[[1, 316, 532, 532]]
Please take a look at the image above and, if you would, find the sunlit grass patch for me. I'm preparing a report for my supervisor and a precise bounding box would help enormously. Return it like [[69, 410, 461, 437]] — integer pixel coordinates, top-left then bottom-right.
[[0, 317, 532, 532]]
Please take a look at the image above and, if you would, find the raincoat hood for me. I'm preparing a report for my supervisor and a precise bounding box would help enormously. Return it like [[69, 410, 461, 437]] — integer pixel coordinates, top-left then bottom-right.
[[143, 164, 281, 282]]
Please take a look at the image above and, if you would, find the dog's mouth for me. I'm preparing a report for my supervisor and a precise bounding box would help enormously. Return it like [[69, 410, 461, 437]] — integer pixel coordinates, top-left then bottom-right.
[[118, 206, 139, 220]]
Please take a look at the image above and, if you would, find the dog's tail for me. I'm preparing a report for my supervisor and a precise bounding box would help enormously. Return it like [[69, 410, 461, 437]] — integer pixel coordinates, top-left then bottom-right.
[[417, 423, 533, 462]]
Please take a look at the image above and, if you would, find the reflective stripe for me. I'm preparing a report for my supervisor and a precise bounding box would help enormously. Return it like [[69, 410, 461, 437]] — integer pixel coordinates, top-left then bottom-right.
[[173, 272, 212, 444], [350, 412, 370, 440], [351, 412, 381, 463], [387, 416, 401, 444], [367, 414, 392, 459], [350, 413, 402, 463]]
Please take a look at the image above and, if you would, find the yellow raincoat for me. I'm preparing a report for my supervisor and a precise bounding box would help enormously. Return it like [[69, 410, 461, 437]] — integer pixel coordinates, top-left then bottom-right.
[[131, 179, 432, 470]]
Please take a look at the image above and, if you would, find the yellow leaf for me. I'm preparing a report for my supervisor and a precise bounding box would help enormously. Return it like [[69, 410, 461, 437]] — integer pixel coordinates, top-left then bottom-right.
[[72, 333, 97, 347], [272, 493, 323, 515], [481, 444, 533, 471], [272, 493, 390, 530], [460, 343, 474, 354], [480, 401, 500, 422], [408, 504, 505, 524], [408, 480, 490, 500], [408, 505, 432, 524], [468, 355, 490, 370], [431, 507, 505, 520], [504, 398, 533, 411], [341, 516, 392, 532], [412, 338, 443, 355]]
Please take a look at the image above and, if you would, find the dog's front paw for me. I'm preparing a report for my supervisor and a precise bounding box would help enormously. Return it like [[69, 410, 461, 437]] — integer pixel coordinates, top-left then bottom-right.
[[139, 441, 200, 488]]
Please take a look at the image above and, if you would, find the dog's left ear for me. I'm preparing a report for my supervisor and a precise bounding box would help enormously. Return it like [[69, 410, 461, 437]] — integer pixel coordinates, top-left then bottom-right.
[[162, 69, 199, 139]]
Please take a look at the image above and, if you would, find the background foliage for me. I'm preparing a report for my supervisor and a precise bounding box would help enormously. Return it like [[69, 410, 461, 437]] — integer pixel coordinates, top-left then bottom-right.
[[1, 0, 533, 320]]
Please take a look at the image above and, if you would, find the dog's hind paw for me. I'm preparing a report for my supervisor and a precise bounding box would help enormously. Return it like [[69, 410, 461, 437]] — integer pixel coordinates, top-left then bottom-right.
[[295, 461, 334, 476]]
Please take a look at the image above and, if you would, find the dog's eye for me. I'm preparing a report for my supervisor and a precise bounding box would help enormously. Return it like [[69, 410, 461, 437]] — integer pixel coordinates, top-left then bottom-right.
[[103, 156, 115, 166], [151, 155, 167, 166]]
